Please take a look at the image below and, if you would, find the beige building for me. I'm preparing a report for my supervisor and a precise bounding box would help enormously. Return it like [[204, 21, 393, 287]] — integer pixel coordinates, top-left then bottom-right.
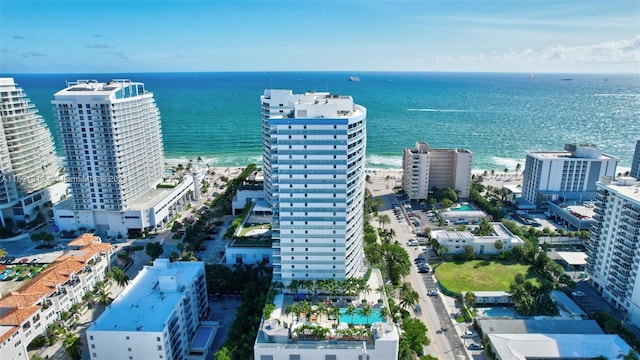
[[402, 142, 472, 200]]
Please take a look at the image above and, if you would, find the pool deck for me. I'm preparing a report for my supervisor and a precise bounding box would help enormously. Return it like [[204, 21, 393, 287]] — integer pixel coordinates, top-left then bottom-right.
[[256, 268, 398, 347]]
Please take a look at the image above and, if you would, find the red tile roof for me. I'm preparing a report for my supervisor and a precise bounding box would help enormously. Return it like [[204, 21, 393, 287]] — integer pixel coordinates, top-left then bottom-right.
[[0, 234, 112, 344]]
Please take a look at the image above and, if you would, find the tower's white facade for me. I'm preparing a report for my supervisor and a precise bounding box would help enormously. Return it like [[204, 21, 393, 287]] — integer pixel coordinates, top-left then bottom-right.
[[52, 80, 194, 236], [0, 78, 63, 226], [631, 140, 640, 180], [402, 142, 472, 200], [261, 90, 366, 283], [521, 143, 618, 208], [52, 80, 164, 211], [586, 177, 640, 327]]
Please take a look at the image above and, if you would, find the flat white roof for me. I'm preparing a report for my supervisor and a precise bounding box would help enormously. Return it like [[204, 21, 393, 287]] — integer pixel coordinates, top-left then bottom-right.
[[555, 251, 587, 266], [89, 260, 204, 332], [488, 333, 633, 360]]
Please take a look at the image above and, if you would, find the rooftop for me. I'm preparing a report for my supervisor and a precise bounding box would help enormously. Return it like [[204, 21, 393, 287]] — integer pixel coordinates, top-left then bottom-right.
[[600, 177, 640, 202], [89, 259, 204, 332], [255, 268, 399, 349], [478, 319, 603, 335], [54, 79, 148, 99], [0, 234, 112, 343], [488, 333, 633, 360]]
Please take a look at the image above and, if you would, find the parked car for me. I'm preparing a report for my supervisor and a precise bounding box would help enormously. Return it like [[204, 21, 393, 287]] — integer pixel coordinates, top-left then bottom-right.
[[571, 291, 585, 297], [462, 330, 477, 338], [469, 343, 484, 350]]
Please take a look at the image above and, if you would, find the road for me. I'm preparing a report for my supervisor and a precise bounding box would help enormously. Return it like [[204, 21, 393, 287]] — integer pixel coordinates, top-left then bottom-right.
[[368, 173, 474, 360]]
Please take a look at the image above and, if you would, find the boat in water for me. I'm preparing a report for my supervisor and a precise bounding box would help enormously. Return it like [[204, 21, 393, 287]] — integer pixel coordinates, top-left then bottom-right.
[[348, 76, 360, 82]]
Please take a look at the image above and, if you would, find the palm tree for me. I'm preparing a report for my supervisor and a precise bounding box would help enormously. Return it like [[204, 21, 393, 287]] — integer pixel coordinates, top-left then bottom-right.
[[378, 306, 391, 322], [359, 305, 373, 325], [285, 303, 300, 323], [360, 282, 372, 301], [107, 267, 130, 287], [0, 248, 6, 259], [378, 214, 391, 229], [463, 291, 476, 308], [180, 250, 198, 261], [299, 301, 312, 321], [327, 306, 340, 327], [63, 331, 82, 360], [398, 289, 420, 311], [95, 289, 113, 307], [287, 280, 300, 295], [515, 163, 522, 176], [385, 174, 392, 188], [315, 302, 327, 323], [301, 279, 314, 297], [346, 305, 357, 326]]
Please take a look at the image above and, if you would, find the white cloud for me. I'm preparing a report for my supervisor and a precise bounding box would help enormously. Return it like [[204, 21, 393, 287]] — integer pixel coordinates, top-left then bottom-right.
[[434, 36, 640, 71]]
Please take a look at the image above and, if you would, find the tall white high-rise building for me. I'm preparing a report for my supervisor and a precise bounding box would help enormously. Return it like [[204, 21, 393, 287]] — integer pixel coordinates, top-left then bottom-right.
[[631, 140, 640, 180], [402, 142, 473, 200], [261, 90, 366, 283], [521, 143, 618, 208], [52, 80, 195, 236], [0, 78, 64, 226], [586, 177, 640, 327]]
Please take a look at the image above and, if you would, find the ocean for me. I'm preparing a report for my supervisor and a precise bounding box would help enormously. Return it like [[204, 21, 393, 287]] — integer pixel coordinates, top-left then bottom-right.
[[7, 72, 640, 171]]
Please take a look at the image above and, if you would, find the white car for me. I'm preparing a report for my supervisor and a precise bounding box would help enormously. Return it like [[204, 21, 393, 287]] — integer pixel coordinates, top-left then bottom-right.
[[571, 291, 585, 297], [462, 330, 477, 338]]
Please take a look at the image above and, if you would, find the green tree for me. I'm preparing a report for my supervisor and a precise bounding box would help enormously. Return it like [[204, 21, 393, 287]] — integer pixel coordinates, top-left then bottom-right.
[[106, 267, 130, 287], [463, 245, 475, 261], [400, 318, 430, 357], [464, 291, 476, 308], [0, 248, 6, 259], [214, 347, 233, 360], [378, 214, 391, 229], [494, 239, 504, 250], [145, 242, 163, 260], [62, 332, 82, 360], [346, 305, 357, 326], [359, 305, 373, 325], [473, 218, 494, 236], [441, 198, 453, 210]]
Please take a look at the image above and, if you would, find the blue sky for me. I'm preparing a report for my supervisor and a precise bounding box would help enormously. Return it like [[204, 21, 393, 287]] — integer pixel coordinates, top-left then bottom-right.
[[1, 0, 639, 73]]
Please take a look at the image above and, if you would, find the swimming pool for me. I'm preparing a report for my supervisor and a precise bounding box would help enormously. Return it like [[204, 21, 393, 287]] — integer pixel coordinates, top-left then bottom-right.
[[481, 307, 518, 318], [338, 307, 384, 325], [452, 204, 474, 211]]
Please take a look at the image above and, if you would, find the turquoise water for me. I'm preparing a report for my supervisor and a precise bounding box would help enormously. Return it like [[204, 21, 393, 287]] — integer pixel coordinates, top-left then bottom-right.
[[338, 307, 384, 325], [482, 307, 518, 317], [452, 204, 474, 211], [9, 72, 640, 170]]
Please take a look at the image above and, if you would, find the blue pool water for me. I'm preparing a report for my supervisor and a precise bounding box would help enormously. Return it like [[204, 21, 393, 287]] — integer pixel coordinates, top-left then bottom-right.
[[481, 307, 518, 318], [338, 307, 384, 325], [452, 204, 474, 211]]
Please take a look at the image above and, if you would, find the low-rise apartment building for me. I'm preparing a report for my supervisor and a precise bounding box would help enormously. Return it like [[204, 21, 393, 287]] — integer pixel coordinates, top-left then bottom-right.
[[0, 234, 112, 360], [433, 222, 524, 255], [86, 259, 213, 360]]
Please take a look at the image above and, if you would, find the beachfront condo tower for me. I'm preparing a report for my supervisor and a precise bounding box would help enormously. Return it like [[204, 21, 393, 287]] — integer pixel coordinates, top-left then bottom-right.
[[52, 80, 196, 237], [401, 141, 473, 200], [0, 78, 65, 227], [521, 143, 618, 209], [261, 90, 367, 283], [631, 140, 640, 180], [586, 176, 640, 328]]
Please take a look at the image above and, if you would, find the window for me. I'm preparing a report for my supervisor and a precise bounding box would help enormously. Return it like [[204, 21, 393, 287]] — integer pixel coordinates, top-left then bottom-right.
[[93, 353, 97, 358]]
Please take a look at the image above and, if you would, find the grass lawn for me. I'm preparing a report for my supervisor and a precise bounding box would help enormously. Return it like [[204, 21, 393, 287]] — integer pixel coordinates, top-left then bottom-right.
[[436, 260, 537, 293]]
